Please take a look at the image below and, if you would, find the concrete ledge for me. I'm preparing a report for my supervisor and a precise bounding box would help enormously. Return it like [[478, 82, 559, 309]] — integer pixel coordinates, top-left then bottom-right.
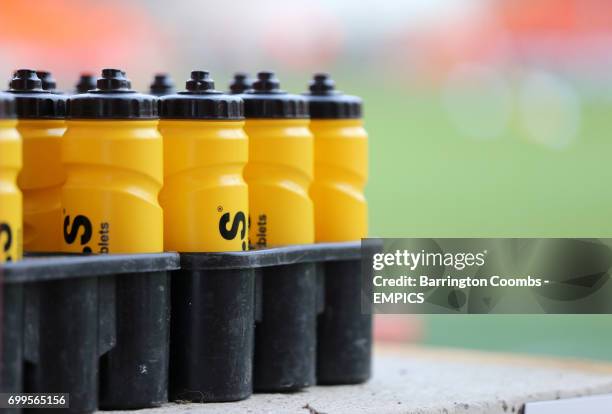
[[104, 345, 612, 414]]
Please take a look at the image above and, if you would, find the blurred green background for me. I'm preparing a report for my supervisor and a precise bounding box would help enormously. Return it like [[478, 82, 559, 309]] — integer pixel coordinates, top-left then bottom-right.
[[2, 0, 612, 361], [359, 80, 612, 361], [360, 80, 612, 361]]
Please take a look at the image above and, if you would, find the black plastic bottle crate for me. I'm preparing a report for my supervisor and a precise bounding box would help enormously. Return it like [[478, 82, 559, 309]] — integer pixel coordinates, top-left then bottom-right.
[[1, 241, 371, 411], [0, 253, 179, 414], [316, 255, 372, 385], [169, 241, 371, 402]]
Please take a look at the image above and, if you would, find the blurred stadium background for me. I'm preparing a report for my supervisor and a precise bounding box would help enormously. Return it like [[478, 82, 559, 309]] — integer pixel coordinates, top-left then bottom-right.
[[2, 0, 612, 360]]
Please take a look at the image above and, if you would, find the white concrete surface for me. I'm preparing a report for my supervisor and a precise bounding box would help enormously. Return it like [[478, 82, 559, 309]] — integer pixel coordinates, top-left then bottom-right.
[[104, 347, 612, 414]]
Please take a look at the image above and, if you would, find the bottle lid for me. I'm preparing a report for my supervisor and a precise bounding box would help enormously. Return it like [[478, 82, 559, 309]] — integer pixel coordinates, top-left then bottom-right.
[[69, 68, 158, 119], [36, 70, 62, 94], [0, 91, 16, 119], [242, 71, 309, 119], [150, 73, 175, 96], [75, 74, 97, 93], [303, 73, 362, 119], [229, 72, 253, 94], [7, 69, 67, 119], [160, 71, 243, 120]]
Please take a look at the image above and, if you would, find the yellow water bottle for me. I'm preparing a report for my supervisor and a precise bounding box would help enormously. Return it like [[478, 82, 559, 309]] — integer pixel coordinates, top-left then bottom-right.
[[243, 72, 313, 248], [62, 69, 163, 254], [159, 71, 248, 252], [0, 91, 22, 262], [8, 69, 67, 252], [305, 74, 368, 242]]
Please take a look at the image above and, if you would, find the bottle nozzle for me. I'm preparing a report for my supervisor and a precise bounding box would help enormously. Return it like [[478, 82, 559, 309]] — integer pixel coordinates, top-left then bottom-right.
[[150, 73, 175, 96], [76, 74, 97, 93], [252, 71, 281, 93], [36, 71, 57, 92], [96, 68, 131, 91], [309, 73, 336, 95], [9, 69, 43, 91], [229, 72, 253, 94], [186, 71, 215, 91]]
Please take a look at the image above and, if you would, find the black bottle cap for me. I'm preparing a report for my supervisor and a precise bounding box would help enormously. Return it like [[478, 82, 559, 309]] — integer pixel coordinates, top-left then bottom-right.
[[0, 91, 16, 119], [304, 73, 363, 118], [229, 72, 253, 94], [75, 74, 97, 93], [36, 70, 60, 93], [241, 71, 308, 119], [7, 69, 67, 119], [69, 68, 158, 119], [160, 71, 243, 120], [303, 73, 362, 119], [150, 73, 175, 96]]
